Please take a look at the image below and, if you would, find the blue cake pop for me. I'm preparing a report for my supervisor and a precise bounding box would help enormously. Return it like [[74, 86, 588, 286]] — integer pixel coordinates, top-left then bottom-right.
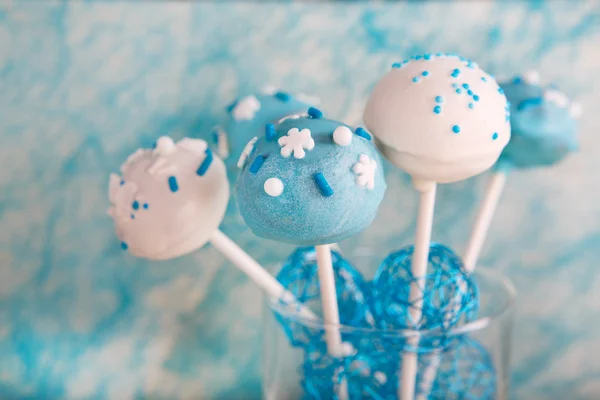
[[219, 87, 316, 162], [417, 336, 496, 400], [371, 243, 479, 351], [274, 246, 375, 348], [236, 110, 387, 246], [498, 71, 580, 170]]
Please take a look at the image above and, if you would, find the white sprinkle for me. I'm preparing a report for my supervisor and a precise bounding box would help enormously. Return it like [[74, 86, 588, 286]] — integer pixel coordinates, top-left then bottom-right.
[[352, 154, 377, 190], [264, 178, 284, 197], [522, 70, 541, 85], [237, 136, 258, 169], [278, 127, 315, 159], [341, 342, 357, 357], [232, 95, 261, 121], [261, 85, 278, 95], [374, 371, 387, 384], [176, 137, 208, 155], [154, 136, 177, 155], [332, 126, 353, 146]]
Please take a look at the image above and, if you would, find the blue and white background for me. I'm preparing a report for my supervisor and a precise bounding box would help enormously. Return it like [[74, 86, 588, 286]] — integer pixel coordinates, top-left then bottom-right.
[[1, 1, 600, 399]]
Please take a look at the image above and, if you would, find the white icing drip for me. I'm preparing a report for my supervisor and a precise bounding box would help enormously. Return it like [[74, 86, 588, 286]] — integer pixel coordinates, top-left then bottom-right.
[[237, 136, 258, 169]]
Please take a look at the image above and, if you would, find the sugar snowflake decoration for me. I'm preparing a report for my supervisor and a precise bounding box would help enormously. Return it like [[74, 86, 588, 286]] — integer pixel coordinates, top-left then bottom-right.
[[232, 95, 261, 121], [353, 154, 377, 190], [278, 128, 315, 159], [237, 136, 258, 169]]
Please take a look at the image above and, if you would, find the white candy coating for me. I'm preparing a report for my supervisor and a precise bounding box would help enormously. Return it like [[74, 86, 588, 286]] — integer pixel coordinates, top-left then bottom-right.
[[108, 136, 229, 260], [364, 55, 511, 183]]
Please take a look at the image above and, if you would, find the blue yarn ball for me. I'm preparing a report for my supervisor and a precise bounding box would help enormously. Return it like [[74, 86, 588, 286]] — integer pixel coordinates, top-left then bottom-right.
[[371, 243, 479, 351], [419, 336, 496, 400], [274, 247, 375, 348]]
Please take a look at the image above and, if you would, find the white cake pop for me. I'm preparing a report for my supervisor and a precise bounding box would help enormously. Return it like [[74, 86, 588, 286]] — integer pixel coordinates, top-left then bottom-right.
[[108, 136, 228, 260], [364, 53, 511, 183]]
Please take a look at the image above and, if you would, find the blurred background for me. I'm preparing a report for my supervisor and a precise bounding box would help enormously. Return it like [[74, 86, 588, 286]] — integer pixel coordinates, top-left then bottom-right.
[[1, 1, 599, 399]]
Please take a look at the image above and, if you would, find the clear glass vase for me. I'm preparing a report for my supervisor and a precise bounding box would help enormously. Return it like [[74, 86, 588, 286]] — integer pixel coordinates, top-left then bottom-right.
[[262, 255, 516, 400]]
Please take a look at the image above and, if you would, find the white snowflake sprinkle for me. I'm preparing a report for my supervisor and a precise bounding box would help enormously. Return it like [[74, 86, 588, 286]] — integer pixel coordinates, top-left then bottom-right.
[[522, 70, 541, 85], [353, 154, 377, 190], [232, 95, 261, 121], [237, 136, 258, 169], [278, 127, 315, 159], [544, 89, 570, 108]]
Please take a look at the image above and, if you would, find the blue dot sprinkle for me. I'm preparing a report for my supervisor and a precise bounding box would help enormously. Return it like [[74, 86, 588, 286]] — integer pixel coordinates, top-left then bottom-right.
[[452, 125, 461, 134], [481, 76, 488, 82], [226, 100, 238, 113], [424, 54, 432, 60], [422, 70, 429, 77], [492, 132, 499, 140], [120, 180, 125, 186], [131, 214, 135, 219], [152, 141, 157, 149], [143, 203, 149, 209], [456, 88, 462, 94], [473, 95, 480, 102], [211, 131, 219, 143], [452, 83, 459, 89], [196, 148, 213, 176], [512, 77, 522, 84], [462, 83, 469, 89], [435, 96, 443, 103], [121, 242, 128, 251], [132, 201, 139, 210], [355, 127, 371, 141], [467, 90, 473, 95], [498, 87, 505, 94], [308, 107, 323, 119], [249, 155, 266, 175], [275, 91, 291, 102], [392, 62, 401, 69], [412, 76, 420, 83], [451, 68, 461, 78], [468, 103, 474, 109], [168, 176, 179, 193], [415, 55, 422, 60], [314, 172, 334, 197], [265, 123, 277, 141], [433, 106, 441, 114]]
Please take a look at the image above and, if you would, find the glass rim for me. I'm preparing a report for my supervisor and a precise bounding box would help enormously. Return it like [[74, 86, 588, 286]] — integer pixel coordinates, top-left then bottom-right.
[[266, 267, 517, 339]]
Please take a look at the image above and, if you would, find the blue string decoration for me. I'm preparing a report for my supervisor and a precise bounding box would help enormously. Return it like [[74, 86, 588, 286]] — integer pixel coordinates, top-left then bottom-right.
[[371, 243, 480, 351], [274, 246, 375, 348]]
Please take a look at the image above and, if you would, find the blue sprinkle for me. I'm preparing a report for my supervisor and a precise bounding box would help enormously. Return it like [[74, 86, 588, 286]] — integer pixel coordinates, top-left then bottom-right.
[[435, 96, 444, 103], [249, 155, 266, 175], [265, 123, 277, 141], [452, 83, 459, 89], [412, 76, 420, 83], [415, 55, 422, 60], [473, 94, 480, 101], [275, 91, 291, 102], [355, 127, 371, 140], [226, 100, 238, 113], [211, 131, 219, 143], [467, 90, 473, 95], [120, 180, 125, 186], [152, 141, 157, 149], [456, 88, 462, 94], [168, 176, 179, 192], [498, 87, 505, 94], [512, 77, 522, 84], [313, 173, 334, 197], [451, 68, 460, 78], [392, 62, 401, 69], [143, 203, 149, 209], [468, 103, 474, 109], [308, 107, 323, 119], [433, 106, 441, 114], [422, 70, 429, 76], [492, 132, 499, 140], [424, 53, 432, 60], [481, 76, 488, 82], [517, 97, 543, 111], [121, 242, 128, 251], [462, 83, 469, 89], [452, 125, 461, 134], [131, 214, 135, 219], [196, 148, 213, 176], [132, 200, 139, 210]]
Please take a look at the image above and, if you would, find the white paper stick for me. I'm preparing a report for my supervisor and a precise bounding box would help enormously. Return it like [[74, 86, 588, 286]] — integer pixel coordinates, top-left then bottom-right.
[[463, 171, 507, 273], [209, 230, 317, 321], [315, 244, 348, 400], [399, 181, 437, 400]]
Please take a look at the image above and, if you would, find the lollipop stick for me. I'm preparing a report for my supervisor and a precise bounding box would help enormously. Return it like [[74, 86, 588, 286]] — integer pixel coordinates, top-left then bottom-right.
[[400, 181, 437, 400], [209, 230, 317, 321], [463, 171, 507, 273], [315, 244, 348, 400]]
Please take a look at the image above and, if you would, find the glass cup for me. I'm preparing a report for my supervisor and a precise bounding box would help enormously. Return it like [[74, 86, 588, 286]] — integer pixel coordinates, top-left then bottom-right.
[[262, 254, 516, 400]]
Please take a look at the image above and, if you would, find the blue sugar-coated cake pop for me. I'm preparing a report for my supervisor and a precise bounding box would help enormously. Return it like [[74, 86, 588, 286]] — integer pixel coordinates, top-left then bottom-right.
[[219, 87, 316, 162], [236, 110, 387, 246], [371, 243, 479, 351], [301, 345, 399, 400], [418, 336, 496, 400], [274, 246, 375, 348], [498, 71, 580, 170]]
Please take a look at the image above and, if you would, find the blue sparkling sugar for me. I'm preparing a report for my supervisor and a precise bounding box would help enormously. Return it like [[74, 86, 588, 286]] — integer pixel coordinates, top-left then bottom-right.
[[221, 90, 313, 165], [371, 244, 479, 351], [196, 148, 213, 176], [497, 77, 579, 169], [168, 176, 179, 192], [236, 116, 386, 246]]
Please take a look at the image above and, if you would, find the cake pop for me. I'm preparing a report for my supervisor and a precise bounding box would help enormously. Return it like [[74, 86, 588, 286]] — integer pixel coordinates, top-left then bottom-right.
[[463, 72, 581, 272], [364, 53, 510, 400], [236, 110, 387, 399], [218, 87, 317, 162], [108, 136, 316, 319]]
